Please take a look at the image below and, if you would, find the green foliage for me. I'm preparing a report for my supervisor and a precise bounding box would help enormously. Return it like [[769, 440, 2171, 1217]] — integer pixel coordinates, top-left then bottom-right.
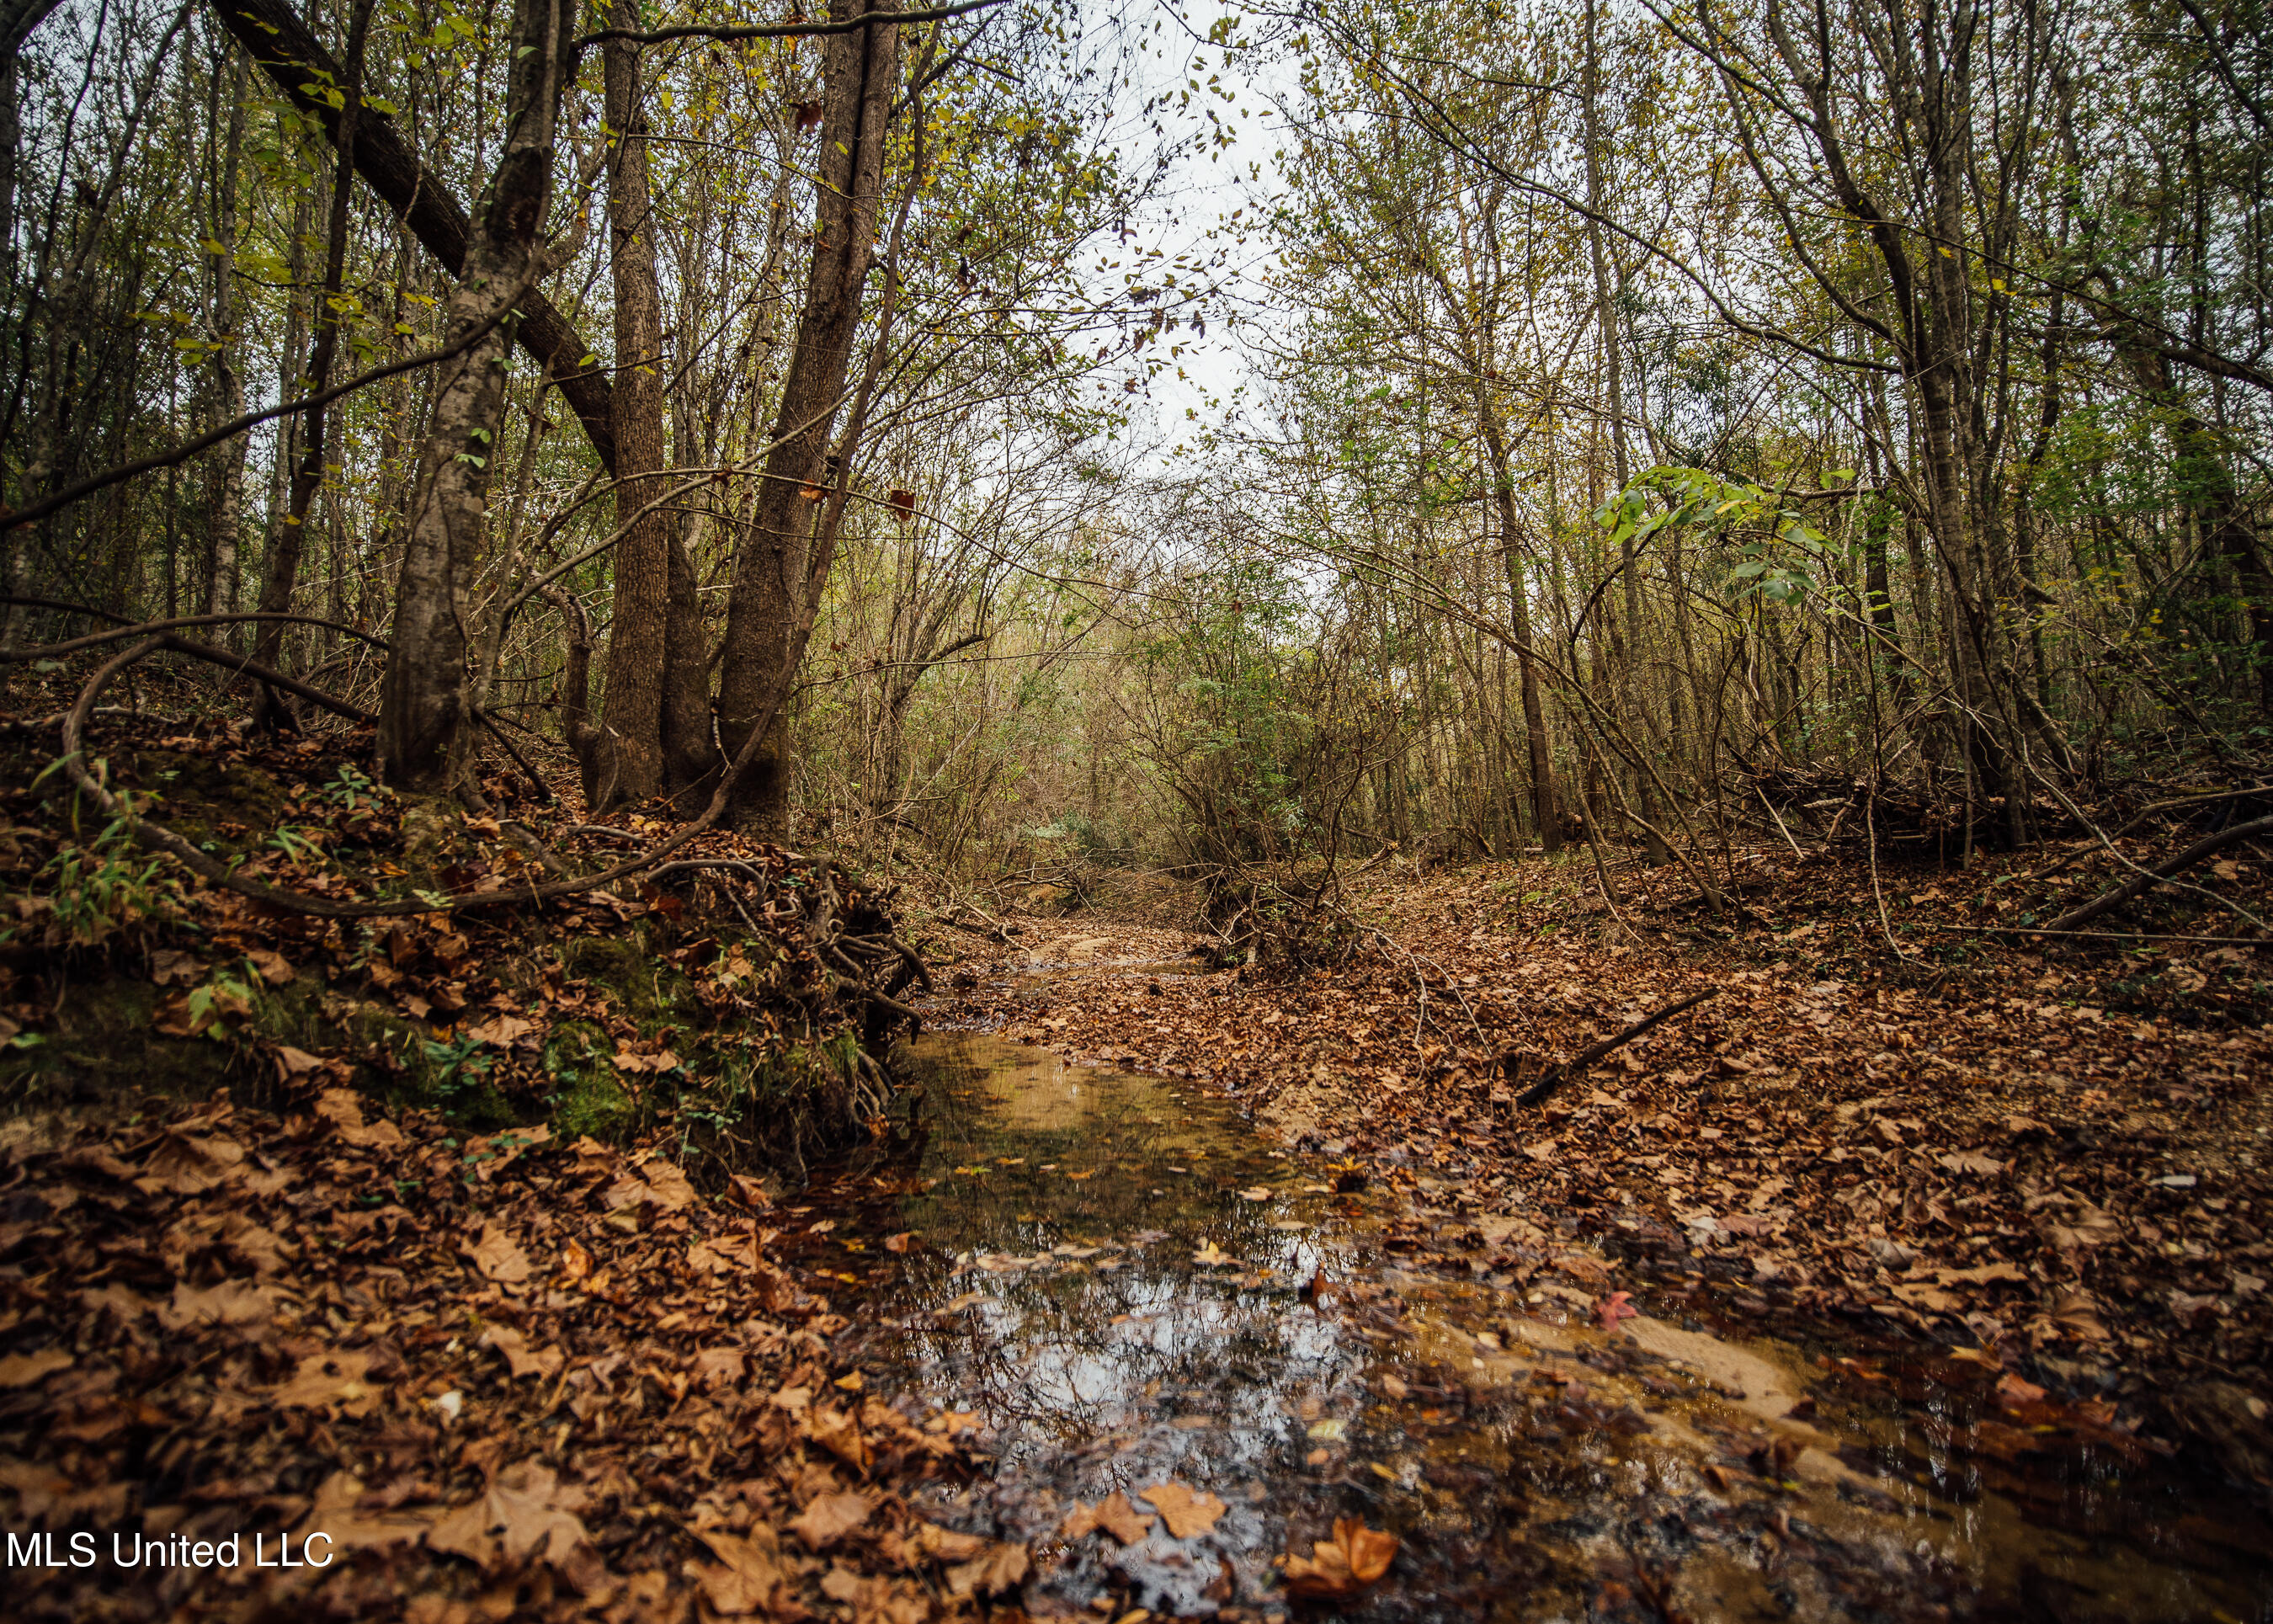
[[1595, 466, 1835, 608], [13, 815, 184, 952]]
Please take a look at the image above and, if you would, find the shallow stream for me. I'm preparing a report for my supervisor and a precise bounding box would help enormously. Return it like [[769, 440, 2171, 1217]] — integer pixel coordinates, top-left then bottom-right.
[[785, 961, 2273, 1621]]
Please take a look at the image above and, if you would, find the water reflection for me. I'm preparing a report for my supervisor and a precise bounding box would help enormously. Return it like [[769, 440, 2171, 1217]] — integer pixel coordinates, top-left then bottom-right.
[[785, 1032, 2273, 1621]]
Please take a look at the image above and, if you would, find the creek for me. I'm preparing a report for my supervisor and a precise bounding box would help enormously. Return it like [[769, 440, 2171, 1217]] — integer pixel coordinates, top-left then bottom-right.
[[782, 958, 2273, 1621]]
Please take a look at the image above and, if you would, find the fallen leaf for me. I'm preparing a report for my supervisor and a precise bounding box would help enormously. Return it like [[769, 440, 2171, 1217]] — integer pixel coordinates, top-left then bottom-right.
[[481, 1322, 564, 1380], [274, 1045, 329, 1078], [913, 1523, 990, 1563], [789, 1490, 872, 1550], [1595, 1291, 1637, 1333], [140, 1131, 246, 1195], [639, 1158, 699, 1210], [463, 1014, 535, 1046], [807, 1405, 869, 1472], [429, 1462, 589, 1573], [686, 1528, 786, 1610], [1938, 1261, 2028, 1287], [1061, 1489, 1153, 1544], [1937, 1150, 2006, 1176], [1142, 1482, 1227, 1538], [272, 1350, 382, 1417], [1238, 1186, 1274, 1201], [247, 948, 294, 985], [157, 1278, 283, 1331], [884, 1231, 914, 1253], [1192, 1239, 1232, 1267], [465, 1222, 532, 1285], [314, 1089, 404, 1149], [1283, 1516, 1399, 1600], [0, 1348, 71, 1387], [295, 1471, 436, 1551], [945, 1541, 1030, 1599]]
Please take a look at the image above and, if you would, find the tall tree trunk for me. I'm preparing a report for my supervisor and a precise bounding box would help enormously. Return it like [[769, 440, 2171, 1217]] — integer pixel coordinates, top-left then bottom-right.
[[200, 56, 248, 627], [375, 0, 572, 790], [715, 0, 899, 836], [584, 0, 671, 809], [251, 0, 372, 714], [1480, 403, 1560, 852]]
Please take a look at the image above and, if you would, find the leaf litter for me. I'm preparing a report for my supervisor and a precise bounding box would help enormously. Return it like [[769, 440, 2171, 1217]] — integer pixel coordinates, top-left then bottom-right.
[[0, 1089, 1012, 1621]]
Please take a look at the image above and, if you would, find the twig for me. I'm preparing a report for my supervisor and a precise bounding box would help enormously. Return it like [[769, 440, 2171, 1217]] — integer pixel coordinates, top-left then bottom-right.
[[1935, 924, 2267, 946], [1514, 988, 1722, 1109]]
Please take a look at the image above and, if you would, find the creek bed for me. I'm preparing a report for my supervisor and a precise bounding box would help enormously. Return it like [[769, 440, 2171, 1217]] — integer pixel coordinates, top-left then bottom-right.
[[784, 999, 2272, 1621]]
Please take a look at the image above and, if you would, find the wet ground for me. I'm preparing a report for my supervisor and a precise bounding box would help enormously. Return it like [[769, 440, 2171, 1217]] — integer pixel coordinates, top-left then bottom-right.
[[784, 956, 2273, 1621]]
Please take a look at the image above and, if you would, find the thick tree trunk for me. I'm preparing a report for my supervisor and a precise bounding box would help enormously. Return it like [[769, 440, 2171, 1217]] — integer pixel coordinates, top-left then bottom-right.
[[714, 0, 899, 837], [375, 0, 572, 791]]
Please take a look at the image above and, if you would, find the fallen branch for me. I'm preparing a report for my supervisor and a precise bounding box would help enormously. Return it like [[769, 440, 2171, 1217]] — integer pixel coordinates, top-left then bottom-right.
[[1513, 988, 1722, 1109], [2046, 815, 2273, 933]]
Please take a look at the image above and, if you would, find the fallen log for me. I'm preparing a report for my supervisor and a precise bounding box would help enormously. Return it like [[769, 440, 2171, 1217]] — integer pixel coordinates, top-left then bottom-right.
[[2045, 814, 2273, 934]]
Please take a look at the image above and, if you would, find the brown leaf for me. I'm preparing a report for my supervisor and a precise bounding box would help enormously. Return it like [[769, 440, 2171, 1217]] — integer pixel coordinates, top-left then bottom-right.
[[692, 1522, 790, 1616], [1142, 1481, 1227, 1538], [1060, 1489, 1152, 1545], [314, 1089, 404, 1149], [157, 1278, 284, 1331], [807, 1404, 870, 1471], [640, 1157, 698, 1210], [295, 1471, 436, 1551], [428, 1461, 589, 1573], [1282, 1516, 1399, 1600], [139, 1131, 246, 1195], [0, 1347, 71, 1388], [913, 1523, 990, 1563], [945, 1540, 1030, 1598], [247, 948, 295, 985], [148, 948, 204, 986], [1938, 1261, 2028, 1288], [274, 1044, 329, 1078], [789, 1489, 873, 1550], [272, 1350, 383, 1417], [465, 1222, 533, 1285], [480, 1322, 564, 1380], [463, 1014, 536, 1047], [694, 1345, 748, 1390], [1937, 1150, 2006, 1176]]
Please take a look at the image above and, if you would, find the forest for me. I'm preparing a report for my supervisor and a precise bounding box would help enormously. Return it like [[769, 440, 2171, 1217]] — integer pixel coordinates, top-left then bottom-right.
[[0, 0, 2270, 1616]]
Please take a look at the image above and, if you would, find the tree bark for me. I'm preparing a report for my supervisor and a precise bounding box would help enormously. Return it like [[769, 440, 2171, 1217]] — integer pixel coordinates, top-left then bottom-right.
[[250, 0, 372, 713], [200, 56, 248, 627], [1480, 402, 1560, 852], [714, 0, 900, 835], [584, 0, 672, 809], [375, 0, 572, 790]]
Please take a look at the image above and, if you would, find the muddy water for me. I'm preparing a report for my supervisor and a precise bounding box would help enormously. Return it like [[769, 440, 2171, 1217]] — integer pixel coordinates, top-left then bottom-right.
[[789, 1005, 2273, 1620]]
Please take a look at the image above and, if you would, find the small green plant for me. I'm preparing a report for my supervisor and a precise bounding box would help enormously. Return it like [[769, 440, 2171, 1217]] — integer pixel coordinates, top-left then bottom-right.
[[422, 1032, 495, 1098], [324, 765, 379, 811], [267, 824, 325, 861], [16, 815, 182, 950]]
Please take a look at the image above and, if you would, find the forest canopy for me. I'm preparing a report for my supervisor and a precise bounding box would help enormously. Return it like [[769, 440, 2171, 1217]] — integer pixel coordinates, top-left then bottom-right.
[[0, 0, 2267, 904]]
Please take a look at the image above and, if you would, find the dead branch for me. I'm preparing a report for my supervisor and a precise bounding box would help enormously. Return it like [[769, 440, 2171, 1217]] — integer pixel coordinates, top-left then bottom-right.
[[1513, 988, 1722, 1109], [2045, 814, 2273, 933]]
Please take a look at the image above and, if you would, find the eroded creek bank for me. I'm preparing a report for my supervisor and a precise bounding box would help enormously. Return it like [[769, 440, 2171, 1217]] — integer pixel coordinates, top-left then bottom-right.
[[780, 950, 2273, 1621]]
